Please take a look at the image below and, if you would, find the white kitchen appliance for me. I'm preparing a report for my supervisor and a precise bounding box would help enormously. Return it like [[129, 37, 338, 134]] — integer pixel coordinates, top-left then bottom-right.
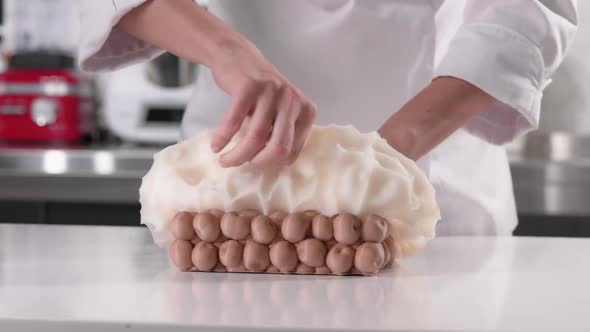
[[102, 52, 197, 144]]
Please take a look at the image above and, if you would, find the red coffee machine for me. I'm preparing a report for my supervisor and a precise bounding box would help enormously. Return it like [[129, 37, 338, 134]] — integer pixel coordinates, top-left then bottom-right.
[[0, 52, 95, 142]]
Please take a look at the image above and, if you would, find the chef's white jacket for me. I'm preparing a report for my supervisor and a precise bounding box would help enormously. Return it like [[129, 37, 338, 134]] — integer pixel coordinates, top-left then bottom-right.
[[77, 0, 578, 236]]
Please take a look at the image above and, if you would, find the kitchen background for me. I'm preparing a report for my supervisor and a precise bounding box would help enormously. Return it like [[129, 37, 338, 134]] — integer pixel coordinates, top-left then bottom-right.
[[0, 0, 588, 236]]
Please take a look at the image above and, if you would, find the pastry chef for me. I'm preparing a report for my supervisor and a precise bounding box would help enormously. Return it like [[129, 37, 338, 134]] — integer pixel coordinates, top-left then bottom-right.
[[77, 0, 578, 236]]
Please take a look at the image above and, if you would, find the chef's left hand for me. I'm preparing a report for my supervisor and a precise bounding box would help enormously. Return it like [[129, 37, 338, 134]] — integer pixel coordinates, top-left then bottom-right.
[[378, 76, 494, 160]]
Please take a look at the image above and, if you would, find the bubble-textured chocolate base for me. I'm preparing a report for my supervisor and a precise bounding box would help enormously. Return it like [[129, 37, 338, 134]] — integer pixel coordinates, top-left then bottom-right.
[[169, 210, 395, 276]]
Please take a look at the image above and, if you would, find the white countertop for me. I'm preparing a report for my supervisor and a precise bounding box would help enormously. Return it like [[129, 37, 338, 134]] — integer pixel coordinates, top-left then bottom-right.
[[1, 224, 589, 332]]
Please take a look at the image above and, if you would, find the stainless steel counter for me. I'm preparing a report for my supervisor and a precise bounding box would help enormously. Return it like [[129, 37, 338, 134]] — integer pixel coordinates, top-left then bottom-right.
[[0, 145, 156, 203], [1, 132, 590, 216], [508, 132, 590, 216]]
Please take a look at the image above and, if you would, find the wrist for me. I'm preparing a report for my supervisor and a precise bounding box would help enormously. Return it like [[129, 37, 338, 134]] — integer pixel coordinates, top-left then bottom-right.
[[379, 77, 494, 160], [206, 34, 247, 67]]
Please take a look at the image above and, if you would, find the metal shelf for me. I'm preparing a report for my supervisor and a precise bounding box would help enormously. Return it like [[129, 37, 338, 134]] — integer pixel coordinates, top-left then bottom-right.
[[0, 144, 157, 203], [1, 132, 590, 216]]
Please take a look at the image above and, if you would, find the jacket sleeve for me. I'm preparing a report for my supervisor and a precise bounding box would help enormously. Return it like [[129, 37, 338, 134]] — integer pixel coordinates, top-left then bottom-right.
[[76, 0, 164, 72], [434, 0, 578, 144]]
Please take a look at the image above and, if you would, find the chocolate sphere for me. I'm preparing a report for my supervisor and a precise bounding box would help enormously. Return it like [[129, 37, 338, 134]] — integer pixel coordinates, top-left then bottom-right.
[[192, 241, 218, 271], [191, 236, 201, 245], [333, 213, 361, 245], [326, 244, 355, 275], [361, 214, 388, 243], [213, 262, 227, 272], [281, 212, 311, 243], [171, 212, 195, 240], [295, 263, 315, 274], [296, 238, 327, 268], [207, 209, 225, 220], [169, 239, 194, 270], [228, 265, 247, 273], [351, 241, 363, 249], [326, 239, 338, 249], [269, 241, 298, 272], [269, 211, 287, 227], [315, 266, 332, 275], [194, 212, 221, 242], [354, 242, 385, 275], [220, 212, 251, 240], [384, 235, 396, 262], [219, 240, 243, 268], [251, 215, 277, 245], [243, 241, 271, 272], [312, 214, 333, 241], [381, 242, 392, 268], [304, 210, 319, 218]]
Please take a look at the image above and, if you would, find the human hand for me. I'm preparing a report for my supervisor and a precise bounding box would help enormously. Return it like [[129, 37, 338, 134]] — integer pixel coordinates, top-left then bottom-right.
[[116, 0, 316, 168], [209, 39, 317, 168]]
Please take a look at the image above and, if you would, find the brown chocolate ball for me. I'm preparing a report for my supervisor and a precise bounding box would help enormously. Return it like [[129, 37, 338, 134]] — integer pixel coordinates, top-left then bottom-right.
[[270, 233, 285, 245], [243, 241, 271, 272], [220, 212, 251, 240], [326, 239, 338, 249], [311, 214, 333, 241], [213, 262, 227, 272], [361, 214, 389, 243], [171, 212, 195, 240], [351, 241, 363, 250], [169, 239, 194, 271], [251, 215, 277, 245], [219, 240, 243, 268], [194, 212, 221, 242], [333, 213, 361, 245], [304, 210, 319, 218], [354, 242, 385, 275], [281, 212, 311, 243], [228, 265, 247, 273], [207, 209, 225, 220], [326, 244, 355, 275], [269, 241, 298, 272], [384, 235, 396, 261], [381, 241, 392, 268], [191, 236, 201, 245], [296, 238, 327, 268], [315, 266, 332, 275], [295, 263, 315, 274], [192, 241, 218, 271], [269, 211, 287, 227]]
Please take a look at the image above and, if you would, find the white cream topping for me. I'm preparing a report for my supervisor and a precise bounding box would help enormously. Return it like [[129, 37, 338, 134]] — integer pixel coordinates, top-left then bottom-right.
[[139, 125, 440, 257]]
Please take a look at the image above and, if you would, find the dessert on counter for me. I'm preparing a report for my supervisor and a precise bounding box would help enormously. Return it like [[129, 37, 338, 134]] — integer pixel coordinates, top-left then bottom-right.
[[140, 125, 440, 275]]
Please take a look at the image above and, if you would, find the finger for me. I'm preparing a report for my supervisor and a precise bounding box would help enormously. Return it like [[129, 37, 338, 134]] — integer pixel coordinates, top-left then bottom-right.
[[250, 88, 297, 167], [286, 102, 316, 165], [211, 85, 257, 153], [219, 87, 279, 167]]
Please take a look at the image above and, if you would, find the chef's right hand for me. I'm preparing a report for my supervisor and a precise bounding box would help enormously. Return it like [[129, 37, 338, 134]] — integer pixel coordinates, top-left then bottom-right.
[[117, 0, 316, 168], [209, 39, 317, 168]]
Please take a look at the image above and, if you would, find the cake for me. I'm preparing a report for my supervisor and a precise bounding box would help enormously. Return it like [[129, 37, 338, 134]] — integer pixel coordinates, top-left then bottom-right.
[[139, 125, 440, 275]]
